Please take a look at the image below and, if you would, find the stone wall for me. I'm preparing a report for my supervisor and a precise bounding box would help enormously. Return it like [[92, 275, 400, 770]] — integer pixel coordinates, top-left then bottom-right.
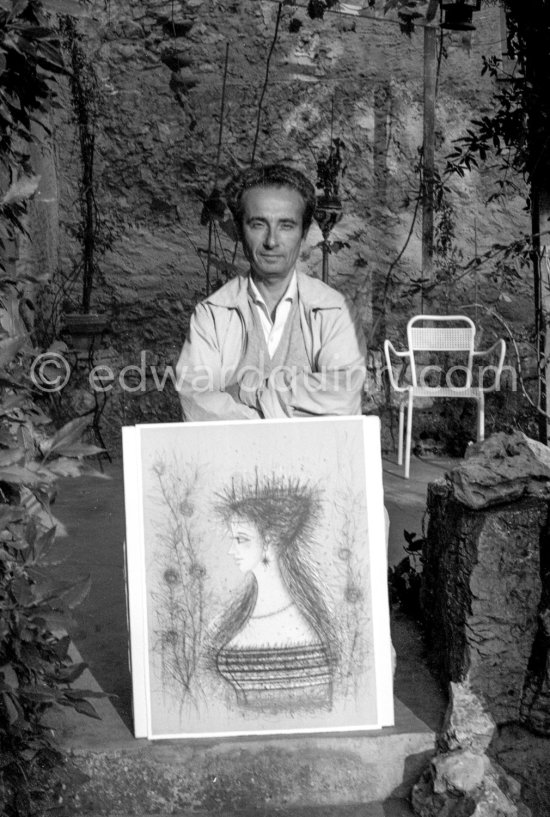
[[26, 0, 530, 450]]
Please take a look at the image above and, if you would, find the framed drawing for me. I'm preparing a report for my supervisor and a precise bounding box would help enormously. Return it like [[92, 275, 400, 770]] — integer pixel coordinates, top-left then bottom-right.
[[123, 415, 393, 739]]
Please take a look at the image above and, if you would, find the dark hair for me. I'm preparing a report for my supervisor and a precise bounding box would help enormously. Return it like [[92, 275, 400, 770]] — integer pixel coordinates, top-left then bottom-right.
[[225, 164, 316, 236], [210, 474, 338, 667]]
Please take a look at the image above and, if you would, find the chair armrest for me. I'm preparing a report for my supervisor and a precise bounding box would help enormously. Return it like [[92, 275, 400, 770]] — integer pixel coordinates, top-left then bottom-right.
[[472, 339, 506, 389], [472, 339, 506, 359], [384, 340, 411, 392]]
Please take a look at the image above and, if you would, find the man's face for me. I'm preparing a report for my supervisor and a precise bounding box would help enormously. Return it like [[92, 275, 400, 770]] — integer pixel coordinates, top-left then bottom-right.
[[240, 185, 307, 283]]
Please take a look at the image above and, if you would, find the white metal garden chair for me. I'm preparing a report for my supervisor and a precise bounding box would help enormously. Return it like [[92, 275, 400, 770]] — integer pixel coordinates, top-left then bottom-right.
[[384, 315, 506, 479]]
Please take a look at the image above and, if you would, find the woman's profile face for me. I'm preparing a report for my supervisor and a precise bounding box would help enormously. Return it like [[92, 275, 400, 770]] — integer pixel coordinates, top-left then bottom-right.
[[228, 516, 265, 573]]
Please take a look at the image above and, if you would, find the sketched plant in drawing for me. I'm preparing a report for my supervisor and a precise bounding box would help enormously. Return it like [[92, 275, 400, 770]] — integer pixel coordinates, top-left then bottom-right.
[[333, 482, 367, 700], [151, 455, 209, 706], [208, 472, 338, 713]]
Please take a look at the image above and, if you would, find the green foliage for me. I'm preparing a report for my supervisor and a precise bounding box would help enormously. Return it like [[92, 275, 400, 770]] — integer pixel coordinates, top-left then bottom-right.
[[0, 0, 66, 160], [437, 5, 550, 427], [0, 175, 40, 276], [306, 0, 339, 21], [0, 0, 66, 267], [388, 529, 424, 620], [59, 12, 106, 313], [445, 4, 550, 202], [297, 0, 424, 30], [316, 137, 346, 201], [0, 285, 104, 817], [0, 3, 104, 814], [0, 1, 92, 271], [198, 187, 244, 294], [445, 69, 529, 194], [384, 0, 429, 35]]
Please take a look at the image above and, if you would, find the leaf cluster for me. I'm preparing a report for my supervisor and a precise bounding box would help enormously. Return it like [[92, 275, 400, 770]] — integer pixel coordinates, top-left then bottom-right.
[[387, 530, 423, 619], [384, 0, 429, 35], [198, 186, 243, 293], [316, 137, 346, 201], [445, 4, 550, 197], [0, 300, 104, 815], [0, 0, 67, 160], [0, 23, 109, 808], [0, 1, 93, 271], [0, 0, 66, 270], [305, 0, 339, 21], [445, 76, 529, 186]]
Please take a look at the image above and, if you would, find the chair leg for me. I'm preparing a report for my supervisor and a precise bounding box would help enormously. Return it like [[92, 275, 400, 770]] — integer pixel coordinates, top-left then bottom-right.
[[404, 391, 413, 479], [478, 393, 485, 442], [398, 403, 404, 466]]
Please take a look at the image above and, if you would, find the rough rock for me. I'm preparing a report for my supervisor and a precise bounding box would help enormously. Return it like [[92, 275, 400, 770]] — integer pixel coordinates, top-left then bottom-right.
[[411, 686, 531, 817], [417, 478, 544, 817], [411, 767, 476, 817], [432, 751, 487, 795], [422, 485, 544, 724], [442, 681, 496, 755], [423, 472, 550, 739], [411, 757, 529, 817], [471, 771, 525, 817], [449, 432, 550, 510]]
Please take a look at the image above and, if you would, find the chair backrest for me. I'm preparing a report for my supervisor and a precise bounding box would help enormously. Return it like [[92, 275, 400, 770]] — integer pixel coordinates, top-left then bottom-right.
[[406, 315, 476, 387]]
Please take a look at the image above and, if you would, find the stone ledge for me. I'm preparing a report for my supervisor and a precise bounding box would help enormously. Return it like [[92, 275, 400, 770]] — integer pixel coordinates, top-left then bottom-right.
[[47, 647, 434, 814], [76, 802, 415, 817]]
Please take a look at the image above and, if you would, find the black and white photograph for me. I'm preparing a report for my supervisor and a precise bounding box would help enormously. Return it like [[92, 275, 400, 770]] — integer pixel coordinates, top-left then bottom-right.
[[1, 0, 548, 814]]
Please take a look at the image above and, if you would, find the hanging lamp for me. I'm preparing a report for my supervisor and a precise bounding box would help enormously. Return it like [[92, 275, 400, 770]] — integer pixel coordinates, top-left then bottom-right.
[[440, 0, 481, 31]]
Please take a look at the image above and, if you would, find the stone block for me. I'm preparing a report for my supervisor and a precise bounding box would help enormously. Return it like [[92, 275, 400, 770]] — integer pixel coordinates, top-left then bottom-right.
[[443, 680, 496, 755], [58, 697, 436, 812], [449, 432, 550, 510], [422, 483, 545, 725]]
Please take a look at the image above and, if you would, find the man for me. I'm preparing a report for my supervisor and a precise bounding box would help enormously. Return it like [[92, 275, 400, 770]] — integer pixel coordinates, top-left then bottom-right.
[[176, 164, 394, 670], [175, 163, 367, 421]]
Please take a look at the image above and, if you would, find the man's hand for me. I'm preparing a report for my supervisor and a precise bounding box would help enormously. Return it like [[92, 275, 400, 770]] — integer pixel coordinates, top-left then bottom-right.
[[223, 382, 241, 400], [223, 371, 264, 408], [237, 369, 264, 409]]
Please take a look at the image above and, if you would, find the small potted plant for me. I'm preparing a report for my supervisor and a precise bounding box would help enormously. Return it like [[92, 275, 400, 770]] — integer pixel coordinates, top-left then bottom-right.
[[314, 136, 346, 283], [61, 310, 109, 351]]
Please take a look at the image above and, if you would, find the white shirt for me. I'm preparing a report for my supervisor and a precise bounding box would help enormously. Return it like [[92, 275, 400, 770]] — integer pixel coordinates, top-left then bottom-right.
[[248, 272, 297, 357]]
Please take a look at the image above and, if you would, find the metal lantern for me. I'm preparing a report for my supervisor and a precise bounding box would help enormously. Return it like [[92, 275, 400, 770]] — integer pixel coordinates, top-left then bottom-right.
[[314, 134, 345, 285], [314, 196, 343, 285], [440, 0, 481, 31]]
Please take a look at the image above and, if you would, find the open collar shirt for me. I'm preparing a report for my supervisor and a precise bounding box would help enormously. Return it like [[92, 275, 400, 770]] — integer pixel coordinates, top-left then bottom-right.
[[176, 269, 367, 421], [247, 271, 297, 357]]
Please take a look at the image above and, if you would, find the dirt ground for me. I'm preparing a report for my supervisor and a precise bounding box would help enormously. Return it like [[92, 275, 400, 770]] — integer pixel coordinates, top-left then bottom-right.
[[490, 724, 550, 817]]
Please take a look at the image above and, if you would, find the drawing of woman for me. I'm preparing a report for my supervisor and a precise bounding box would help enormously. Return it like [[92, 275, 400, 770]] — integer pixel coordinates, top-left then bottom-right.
[[210, 474, 338, 712]]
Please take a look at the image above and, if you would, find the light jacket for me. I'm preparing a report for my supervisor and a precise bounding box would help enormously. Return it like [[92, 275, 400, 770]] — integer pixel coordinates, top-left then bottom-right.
[[175, 271, 367, 421]]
